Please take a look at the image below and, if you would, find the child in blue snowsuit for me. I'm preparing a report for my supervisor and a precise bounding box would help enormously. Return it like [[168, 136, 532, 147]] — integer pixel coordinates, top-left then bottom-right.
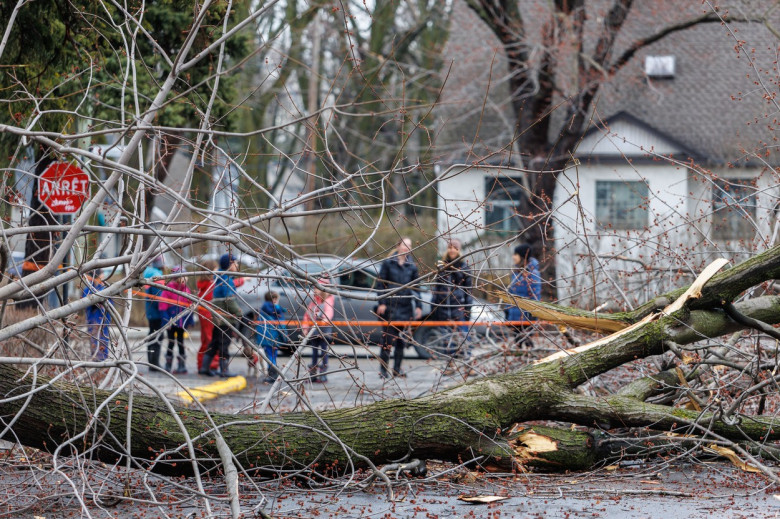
[[82, 271, 112, 360], [256, 291, 288, 383]]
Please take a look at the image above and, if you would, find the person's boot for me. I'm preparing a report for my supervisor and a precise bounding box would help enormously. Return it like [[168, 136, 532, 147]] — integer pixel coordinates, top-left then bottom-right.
[[317, 365, 328, 383], [199, 352, 216, 376], [393, 345, 405, 377], [173, 355, 188, 375], [379, 347, 390, 379], [263, 365, 278, 384], [164, 353, 173, 373], [147, 345, 161, 372], [218, 357, 236, 378]]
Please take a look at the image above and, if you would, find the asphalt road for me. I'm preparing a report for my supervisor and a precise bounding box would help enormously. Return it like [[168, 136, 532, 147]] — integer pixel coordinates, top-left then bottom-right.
[[125, 329, 780, 519], [133, 328, 471, 411]]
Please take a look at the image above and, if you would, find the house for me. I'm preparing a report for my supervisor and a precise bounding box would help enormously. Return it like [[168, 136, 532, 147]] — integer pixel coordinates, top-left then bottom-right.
[[552, 113, 776, 308], [435, 2, 780, 308]]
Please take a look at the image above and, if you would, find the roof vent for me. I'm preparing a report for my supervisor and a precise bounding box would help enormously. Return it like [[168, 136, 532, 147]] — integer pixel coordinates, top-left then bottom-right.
[[645, 55, 675, 79]]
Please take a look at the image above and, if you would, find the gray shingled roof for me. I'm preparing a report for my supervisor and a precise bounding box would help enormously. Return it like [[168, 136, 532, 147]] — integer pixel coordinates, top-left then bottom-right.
[[600, 18, 780, 166], [438, 1, 780, 167]]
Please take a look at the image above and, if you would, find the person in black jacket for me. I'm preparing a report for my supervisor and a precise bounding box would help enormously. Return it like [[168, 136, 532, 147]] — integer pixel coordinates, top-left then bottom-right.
[[431, 239, 472, 321], [376, 237, 422, 378], [431, 239, 473, 369]]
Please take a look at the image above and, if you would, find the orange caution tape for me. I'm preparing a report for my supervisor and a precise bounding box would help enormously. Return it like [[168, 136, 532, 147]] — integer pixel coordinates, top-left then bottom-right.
[[21, 261, 64, 272], [132, 288, 536, 328]]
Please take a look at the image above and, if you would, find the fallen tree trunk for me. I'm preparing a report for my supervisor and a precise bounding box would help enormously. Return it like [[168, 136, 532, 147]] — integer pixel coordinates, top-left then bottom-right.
[[2, 289, 780, 477], [503, 246, 780, 333]]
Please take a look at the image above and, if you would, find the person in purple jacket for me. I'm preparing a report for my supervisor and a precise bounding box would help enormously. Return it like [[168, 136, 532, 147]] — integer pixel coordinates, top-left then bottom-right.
[[159, 266, 192, 374]]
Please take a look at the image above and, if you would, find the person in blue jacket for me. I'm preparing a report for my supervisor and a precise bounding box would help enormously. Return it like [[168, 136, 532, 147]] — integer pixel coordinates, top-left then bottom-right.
[[82, 271, 112, 361], [143, 256, 165, 371], [257, 290, 288, 383], [506, 243, 542, 348]]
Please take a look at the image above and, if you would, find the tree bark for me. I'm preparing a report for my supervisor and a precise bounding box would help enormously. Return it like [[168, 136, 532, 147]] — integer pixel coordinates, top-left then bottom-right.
[[19, 156, 59, 309], [2, 277, 780, 477]]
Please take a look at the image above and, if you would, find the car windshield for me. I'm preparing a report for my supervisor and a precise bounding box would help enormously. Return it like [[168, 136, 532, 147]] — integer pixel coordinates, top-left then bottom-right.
[[266, 260, 333, 286], [338, 266, 377, 290], [266, 258, 379, 291]]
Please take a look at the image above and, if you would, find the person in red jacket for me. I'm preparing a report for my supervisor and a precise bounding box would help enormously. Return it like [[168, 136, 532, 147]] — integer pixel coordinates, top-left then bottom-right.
[[196, 262, 218, 372], [196, 259, 246, 372]]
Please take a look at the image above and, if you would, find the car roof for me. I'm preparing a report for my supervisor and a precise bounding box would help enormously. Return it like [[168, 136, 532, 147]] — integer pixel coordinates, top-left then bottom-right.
[[189, 253, 264, 270], [264, 256, 380, 277]]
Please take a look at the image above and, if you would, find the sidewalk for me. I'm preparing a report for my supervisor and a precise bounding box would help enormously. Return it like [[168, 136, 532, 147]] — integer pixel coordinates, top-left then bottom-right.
[[125, 327, 456, 409]]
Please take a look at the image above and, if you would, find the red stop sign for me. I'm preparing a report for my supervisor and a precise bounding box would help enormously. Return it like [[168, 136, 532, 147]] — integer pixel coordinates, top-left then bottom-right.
[[38, 162, 90, 214]]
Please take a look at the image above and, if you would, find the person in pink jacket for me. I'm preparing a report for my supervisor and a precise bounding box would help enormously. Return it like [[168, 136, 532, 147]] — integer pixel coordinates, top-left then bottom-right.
[[159, 267, 193, 374], [302, 278, 335, 383]]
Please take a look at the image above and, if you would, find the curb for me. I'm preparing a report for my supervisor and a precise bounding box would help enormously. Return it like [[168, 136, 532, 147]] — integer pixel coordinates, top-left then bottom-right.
[[177, 376, 247, 404]]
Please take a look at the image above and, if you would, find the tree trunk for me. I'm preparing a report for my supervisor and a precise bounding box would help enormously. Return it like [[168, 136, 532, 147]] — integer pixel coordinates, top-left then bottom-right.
[[3, 243, 780, 478], [19, 156, 59, 309], [143, 133, 182, 248]]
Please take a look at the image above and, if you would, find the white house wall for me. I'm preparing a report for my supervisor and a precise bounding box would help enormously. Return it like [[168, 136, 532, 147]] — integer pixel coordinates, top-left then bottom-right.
[[553, 162, 774, 309], [436, 165, 535, 278], [436, 166, 490, 245], [434, 158, 779, 312], [553, 162, 691, 308], [577, 118, 681, 158]]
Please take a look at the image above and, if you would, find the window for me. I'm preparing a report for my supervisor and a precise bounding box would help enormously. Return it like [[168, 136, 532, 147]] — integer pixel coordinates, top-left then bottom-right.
[[712, 178, 756, 240], [484, 176, 527, 234], [645, 55, 676, 78], [270, 262, 327, 288], [595, 180, 649, 230], [338, 268, 376, 290]]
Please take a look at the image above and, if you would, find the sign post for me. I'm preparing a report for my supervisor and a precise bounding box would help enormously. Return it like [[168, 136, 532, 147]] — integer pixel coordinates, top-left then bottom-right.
[[38, 162, 90, 214]]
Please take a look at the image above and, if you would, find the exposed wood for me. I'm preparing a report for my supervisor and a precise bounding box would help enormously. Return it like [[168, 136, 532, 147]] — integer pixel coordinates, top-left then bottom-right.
[[532, 258, 728, 364]]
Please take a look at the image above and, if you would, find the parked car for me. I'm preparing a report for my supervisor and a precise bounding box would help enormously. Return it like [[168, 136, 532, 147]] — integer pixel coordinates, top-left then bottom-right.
[[411, 302, 505, 359], [187, 252, 264, 272], [234, 255, 503, 358]]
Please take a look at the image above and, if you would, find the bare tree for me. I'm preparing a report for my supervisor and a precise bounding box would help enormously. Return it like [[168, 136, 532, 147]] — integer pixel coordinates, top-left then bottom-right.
[[2, 0, 780, 517], [454, 1, 778, 270]]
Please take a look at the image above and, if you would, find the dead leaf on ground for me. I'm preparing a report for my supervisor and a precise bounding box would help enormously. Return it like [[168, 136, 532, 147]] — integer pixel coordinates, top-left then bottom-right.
[[449, 470, 479, 484], [458, 495, 510, 504], [704, 444, 761, 473]]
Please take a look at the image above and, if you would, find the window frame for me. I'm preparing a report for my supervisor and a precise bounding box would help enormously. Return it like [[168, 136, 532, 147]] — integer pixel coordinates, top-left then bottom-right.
[[711, 177, 757, 241], [338, 267, 377, 291], [483, 176, 528, 235], [594, 179, 650, 231]]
